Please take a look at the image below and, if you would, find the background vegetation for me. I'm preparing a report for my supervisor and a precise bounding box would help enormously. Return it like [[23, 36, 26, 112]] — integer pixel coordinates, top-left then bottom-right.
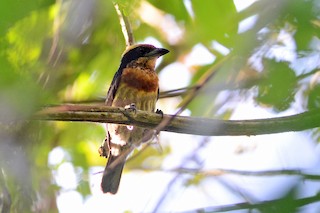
[[0, 0, 320, 212]]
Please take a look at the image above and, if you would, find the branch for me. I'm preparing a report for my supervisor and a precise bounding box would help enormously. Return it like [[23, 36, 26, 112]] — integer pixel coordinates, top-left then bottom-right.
[[34, 105, 320, 136], [189, 193, 320, 212], [139, 167, 320, 180], [113, 2, 134, 46]]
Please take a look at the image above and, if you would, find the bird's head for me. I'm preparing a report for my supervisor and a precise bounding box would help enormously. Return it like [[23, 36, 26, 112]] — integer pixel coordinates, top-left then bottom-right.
[[120, 44, 169, 70]]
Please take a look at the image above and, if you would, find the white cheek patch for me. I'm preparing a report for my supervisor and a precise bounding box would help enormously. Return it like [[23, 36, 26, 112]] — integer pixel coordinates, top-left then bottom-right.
[[127, 125, 134, 131]]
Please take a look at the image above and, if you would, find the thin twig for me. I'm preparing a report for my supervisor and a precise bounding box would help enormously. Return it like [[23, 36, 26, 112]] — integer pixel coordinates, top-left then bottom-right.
[[133, 167, 320, 180], [185, 193, 320, 212], [152, 137, 210, 212], [142, 55, 232, 142], [113, 2, 134, 46], [297, 69, 319, 81]]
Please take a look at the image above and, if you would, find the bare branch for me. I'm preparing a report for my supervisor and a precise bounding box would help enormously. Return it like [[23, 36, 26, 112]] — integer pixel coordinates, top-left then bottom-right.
[[113, 2, 134, 46], [138, 167, 320, 180], [188, 193, 320, 212], [34, 105, 320, 136]]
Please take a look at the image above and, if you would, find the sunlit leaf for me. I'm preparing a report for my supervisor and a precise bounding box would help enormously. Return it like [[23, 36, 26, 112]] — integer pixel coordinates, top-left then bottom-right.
[[5, 9, 51, 72], [256, 60, 297, 111], [307, 84, 320, 110], [191, 0, 237, 46]]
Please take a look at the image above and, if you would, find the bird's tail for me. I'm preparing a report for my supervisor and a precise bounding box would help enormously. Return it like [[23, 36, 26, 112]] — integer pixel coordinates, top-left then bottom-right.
[[101, 154, 126, 194]]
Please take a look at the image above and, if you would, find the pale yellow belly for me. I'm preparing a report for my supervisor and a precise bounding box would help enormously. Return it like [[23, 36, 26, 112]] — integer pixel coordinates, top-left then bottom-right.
[[107, 83, 158, 155], [111, 83, 158, 111]]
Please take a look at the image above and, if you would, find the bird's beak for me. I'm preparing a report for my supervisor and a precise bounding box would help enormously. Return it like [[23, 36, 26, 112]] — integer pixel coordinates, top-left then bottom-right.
[[145, 48, 169, 58]]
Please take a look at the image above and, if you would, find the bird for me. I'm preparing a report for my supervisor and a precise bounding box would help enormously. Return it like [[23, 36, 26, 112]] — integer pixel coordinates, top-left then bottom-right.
[[101, 44, 169, 194]]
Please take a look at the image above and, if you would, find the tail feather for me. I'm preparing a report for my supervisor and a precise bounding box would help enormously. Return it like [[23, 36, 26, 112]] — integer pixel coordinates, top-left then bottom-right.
[[101, 155, 126, 194]]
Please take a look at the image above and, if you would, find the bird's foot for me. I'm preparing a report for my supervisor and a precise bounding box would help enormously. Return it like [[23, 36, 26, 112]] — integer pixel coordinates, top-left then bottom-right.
[[122, 103, 137, 118], [124, 103, 137, 113], [123, 103, 137, 131], [155, 109, 164, 118]]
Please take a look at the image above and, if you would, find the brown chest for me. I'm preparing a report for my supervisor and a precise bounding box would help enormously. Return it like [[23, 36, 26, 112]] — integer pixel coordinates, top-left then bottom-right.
[[121, 67, 159, 92]]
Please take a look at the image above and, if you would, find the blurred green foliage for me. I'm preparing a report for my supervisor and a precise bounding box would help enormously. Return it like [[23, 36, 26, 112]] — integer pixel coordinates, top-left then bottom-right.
[[0, 0, 319, 212], [257, 60, 297, 111]]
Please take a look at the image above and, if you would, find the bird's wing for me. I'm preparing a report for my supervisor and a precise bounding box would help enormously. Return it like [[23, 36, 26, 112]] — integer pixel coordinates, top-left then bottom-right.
[[105, 68, 123, 153], [105, 68, 122, 106], [157, 88, 160, 100]]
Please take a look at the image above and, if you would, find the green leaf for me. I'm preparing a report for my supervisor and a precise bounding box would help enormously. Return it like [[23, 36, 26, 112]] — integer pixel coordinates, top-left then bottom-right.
[[191, 0, 237, 46], [256, 60, 297, 111], [307, 84, 320, 110], [148, 0, 190, 22]]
